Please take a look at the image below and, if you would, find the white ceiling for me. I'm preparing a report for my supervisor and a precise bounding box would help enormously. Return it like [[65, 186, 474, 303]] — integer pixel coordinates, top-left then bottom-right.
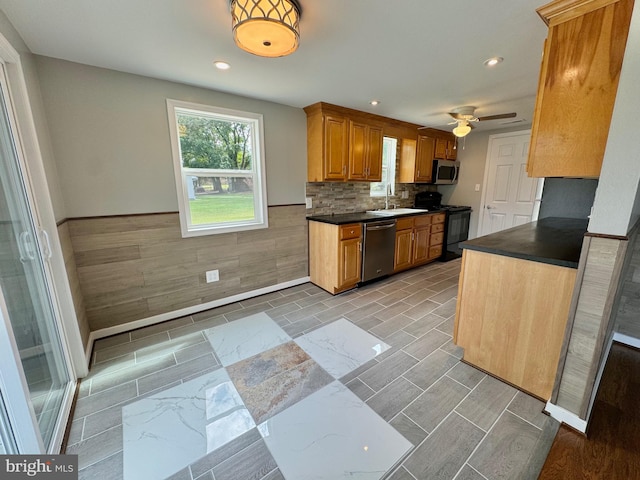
[[0, 0, 548, 132]]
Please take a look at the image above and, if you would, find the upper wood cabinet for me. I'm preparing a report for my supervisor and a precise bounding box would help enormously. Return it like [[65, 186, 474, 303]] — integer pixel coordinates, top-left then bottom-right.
[[348, 120, 383, 181], [305, 102, 454, 183], [527, 0, 633, 178], [398, 134, 435, 183], [434, 134, 457, 160], [305, 103, 383, 182]]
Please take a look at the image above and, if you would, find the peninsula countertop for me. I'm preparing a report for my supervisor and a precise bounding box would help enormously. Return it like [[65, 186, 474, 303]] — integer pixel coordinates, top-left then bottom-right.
[[460, 217, 588, 268]]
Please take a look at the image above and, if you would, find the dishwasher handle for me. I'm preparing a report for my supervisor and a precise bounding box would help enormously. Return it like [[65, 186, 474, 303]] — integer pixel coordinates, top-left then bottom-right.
[[366, 221, 396, 231]]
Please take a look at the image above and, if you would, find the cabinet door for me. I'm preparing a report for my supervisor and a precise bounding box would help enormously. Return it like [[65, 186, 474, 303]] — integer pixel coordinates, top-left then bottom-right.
[[394, 229, 413, 272], [348, 121, 367, 180], [413, 226, 431, 264], [527, 0, 633, 177], [339, 238, 361, 289], [434, 137, 448, 160], [324, 115, 348, 180], [446, 138, 457, 160], [366, 125, 384, 181], [415, 135, 434, 182]]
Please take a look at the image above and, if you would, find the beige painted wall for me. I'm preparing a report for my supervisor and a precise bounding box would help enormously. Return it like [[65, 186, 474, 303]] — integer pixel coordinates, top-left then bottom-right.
[[0, 11, 65, 221], [438, 126, 531, 239], [34, 56, 307, 218]]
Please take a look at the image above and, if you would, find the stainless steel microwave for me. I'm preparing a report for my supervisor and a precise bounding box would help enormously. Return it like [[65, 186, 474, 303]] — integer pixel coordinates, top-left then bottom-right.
[[432, 159, 460, 184]]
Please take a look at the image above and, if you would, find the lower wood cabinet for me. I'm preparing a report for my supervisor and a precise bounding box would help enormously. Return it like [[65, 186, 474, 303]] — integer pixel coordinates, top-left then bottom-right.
[[309, 213, 447, 294], [394, 213, 445, 272], [309, 221, 362, 294], [454, 249, 577, 399], [394, 218, 414, 272]]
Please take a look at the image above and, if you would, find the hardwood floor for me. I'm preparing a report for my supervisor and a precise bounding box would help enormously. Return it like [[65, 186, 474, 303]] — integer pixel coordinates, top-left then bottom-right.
[[538, 342, 640, 479]]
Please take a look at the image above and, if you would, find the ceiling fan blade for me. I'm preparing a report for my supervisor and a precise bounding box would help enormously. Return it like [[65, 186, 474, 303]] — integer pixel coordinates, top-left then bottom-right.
[[477, 113, 517, 121]]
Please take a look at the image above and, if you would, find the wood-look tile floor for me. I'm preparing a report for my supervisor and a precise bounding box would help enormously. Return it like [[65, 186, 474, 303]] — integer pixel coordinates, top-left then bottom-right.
[[66, 259, 560, 480], [538, 343, 640, 480]]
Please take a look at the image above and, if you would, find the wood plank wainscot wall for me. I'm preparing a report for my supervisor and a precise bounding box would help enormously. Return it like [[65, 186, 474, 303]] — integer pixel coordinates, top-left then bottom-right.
[[57, 205, 308, 334]]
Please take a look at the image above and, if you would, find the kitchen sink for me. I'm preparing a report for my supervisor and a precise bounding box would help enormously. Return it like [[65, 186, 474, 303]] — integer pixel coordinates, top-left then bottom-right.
[[365, 208, 429, 216]]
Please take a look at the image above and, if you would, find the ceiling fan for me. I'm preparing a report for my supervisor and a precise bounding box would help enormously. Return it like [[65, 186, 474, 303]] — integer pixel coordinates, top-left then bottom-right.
[[448, 106, 517, 137], [421, 106, 517, 138]]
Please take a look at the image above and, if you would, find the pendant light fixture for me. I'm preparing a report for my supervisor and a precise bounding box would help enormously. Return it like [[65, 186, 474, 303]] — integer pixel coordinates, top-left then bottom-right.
[[230, 0, 301, 58]]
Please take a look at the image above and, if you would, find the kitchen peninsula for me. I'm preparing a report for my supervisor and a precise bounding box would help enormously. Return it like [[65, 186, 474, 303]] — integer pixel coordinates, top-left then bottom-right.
[[453, 218, 587, 399]]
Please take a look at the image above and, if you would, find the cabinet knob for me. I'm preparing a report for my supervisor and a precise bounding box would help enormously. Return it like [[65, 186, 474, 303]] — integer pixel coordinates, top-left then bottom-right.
[[350, 230, 354, 234]]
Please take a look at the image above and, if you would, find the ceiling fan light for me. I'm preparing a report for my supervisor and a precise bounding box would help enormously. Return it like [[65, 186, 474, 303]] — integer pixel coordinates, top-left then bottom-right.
[[453, 122, 472, 138], [230, 0, 301, 58]]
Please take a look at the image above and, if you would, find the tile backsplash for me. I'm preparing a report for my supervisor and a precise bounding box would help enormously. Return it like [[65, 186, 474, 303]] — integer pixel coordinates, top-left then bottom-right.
[[305, 182, 435, 216]]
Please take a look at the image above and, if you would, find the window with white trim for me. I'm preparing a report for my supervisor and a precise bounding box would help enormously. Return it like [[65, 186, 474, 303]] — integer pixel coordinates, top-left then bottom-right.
[[370, 137, 397, 197], [167, 100, 268, 237]]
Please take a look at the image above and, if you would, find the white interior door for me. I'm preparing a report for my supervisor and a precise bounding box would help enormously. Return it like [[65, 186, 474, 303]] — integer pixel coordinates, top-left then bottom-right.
[[478, 131, 543, 237]]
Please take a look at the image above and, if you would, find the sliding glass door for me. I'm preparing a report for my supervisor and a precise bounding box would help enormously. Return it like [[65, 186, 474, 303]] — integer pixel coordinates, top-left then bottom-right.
[[0, 61, 74, 452]]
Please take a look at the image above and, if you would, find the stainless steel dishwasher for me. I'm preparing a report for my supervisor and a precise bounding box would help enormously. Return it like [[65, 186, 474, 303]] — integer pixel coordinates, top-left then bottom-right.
[[361, 219, 396, 283]]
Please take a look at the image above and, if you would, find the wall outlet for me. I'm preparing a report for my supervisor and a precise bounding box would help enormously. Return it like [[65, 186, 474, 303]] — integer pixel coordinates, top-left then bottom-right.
[[305, 197, 313, 209], [475, 184, 481, 192], [401, 190, 409, 199], [206, 269, 219, 283]]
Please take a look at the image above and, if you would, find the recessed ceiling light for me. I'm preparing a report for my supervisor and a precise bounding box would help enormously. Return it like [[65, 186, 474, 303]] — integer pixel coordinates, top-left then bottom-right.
[[214, 61, 231, 70], [484, 57, 504, 67], [370, 100, 380, 106]]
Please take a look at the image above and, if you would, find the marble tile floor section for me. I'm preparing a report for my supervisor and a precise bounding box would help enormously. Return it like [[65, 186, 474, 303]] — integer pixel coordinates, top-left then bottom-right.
[[259, 381, 412, 479], [205, 312, 291, 366], [68, 259, 559, 480], [295, 317, 391, 379], [122, 369, 255, 480], [122, 315, 395, 479]]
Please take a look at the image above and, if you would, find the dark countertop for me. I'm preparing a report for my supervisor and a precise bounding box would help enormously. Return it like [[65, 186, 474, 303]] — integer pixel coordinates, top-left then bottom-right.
[[460, 217, 588, 268], [307, 209, 445, 225]]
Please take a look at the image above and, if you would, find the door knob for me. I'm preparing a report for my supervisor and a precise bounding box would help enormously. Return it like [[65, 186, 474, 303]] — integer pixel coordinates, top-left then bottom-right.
[[486, 205, 496, 210]]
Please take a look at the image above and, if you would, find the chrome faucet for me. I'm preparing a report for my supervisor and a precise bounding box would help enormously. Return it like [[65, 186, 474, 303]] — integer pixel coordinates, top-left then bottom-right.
[[385, 184, 390, 210]]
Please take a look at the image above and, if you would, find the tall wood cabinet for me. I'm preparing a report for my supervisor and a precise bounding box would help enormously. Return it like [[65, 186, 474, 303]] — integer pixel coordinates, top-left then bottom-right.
[[527, 0, 633, 178]]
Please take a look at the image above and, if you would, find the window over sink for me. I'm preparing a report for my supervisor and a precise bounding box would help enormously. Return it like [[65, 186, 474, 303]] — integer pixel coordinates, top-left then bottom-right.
[[370, 137, 397, 198]]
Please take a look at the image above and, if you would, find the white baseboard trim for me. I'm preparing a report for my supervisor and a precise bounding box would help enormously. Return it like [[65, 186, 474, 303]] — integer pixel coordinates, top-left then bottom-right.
[[545, 401, 587, 433], [613, 331, 640, 349], [84, 276, 311, 366]]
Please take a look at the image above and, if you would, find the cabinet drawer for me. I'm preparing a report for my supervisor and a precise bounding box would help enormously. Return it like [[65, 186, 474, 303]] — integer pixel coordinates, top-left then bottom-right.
[[396, 217, 414, 231], [414, 215, 432, 227], [431, 213, 446, 224], [430, 232, 444, 245], [339, 224, 361, 240], [430, 223, 444, 234], [429, 245, 443, 258]]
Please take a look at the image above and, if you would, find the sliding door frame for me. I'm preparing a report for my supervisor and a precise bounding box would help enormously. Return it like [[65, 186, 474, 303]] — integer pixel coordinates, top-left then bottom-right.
[[0, 33, 86, 452]]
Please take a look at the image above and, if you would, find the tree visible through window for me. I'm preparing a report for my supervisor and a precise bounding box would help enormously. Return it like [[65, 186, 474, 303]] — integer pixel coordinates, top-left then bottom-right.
[[167, 100, 268, 237]]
